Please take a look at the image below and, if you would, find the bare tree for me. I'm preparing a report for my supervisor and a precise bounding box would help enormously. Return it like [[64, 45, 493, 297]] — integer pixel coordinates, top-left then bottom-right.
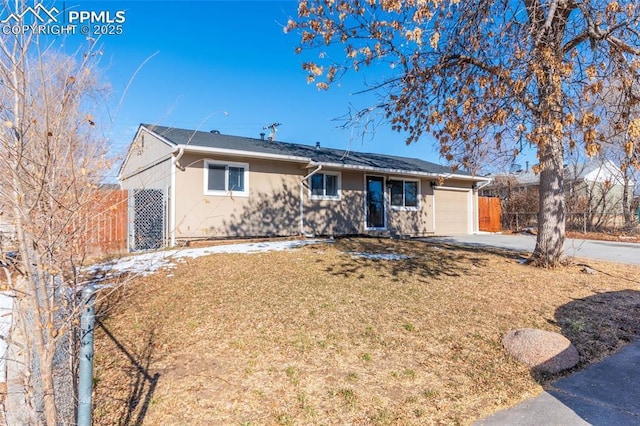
[[0, 16, 111, 425], [286, 0, 640, 266]]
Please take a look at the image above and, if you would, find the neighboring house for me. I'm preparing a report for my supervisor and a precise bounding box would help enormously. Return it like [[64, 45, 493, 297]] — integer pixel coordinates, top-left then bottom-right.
[[481, 159, 636, 216], [118, 124, 489, 249], [565, 160, 636, 213]]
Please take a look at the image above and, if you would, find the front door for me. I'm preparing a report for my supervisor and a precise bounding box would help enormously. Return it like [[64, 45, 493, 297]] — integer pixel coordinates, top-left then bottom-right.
[[366, 176, 385, 228]]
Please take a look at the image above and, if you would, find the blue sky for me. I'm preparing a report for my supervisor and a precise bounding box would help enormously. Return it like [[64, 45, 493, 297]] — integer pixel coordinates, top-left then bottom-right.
[[20, 0, 537, 177], [59, 0, 450, 175]]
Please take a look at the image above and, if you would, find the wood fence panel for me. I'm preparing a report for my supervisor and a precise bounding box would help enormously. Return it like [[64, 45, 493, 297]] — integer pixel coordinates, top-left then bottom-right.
[[83, 189, 128, 258], [479, 197, 501, 232]]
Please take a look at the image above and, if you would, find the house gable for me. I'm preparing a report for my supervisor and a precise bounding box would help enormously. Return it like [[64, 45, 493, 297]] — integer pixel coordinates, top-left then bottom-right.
[[118, 125, 175, 184], [581, 160, 627, 185]]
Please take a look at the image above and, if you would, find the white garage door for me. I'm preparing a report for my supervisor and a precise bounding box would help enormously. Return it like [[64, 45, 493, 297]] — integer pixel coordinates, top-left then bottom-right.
[[434, 188, 471, 235]]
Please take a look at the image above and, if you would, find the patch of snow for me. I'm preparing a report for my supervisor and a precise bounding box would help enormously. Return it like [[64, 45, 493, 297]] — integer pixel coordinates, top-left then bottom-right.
[[85, 239, 326, 280], [348, 252, 411, 261]]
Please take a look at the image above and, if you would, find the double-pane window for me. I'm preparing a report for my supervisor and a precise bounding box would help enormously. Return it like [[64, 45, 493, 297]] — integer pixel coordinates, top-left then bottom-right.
[[389, 180, 418, 208], [205, 161, 248, 195], [310, 173, 340, 199]]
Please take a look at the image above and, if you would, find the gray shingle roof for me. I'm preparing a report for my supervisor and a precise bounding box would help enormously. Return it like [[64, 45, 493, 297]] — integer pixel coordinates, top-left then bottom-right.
[[143, 124, 470, 177]]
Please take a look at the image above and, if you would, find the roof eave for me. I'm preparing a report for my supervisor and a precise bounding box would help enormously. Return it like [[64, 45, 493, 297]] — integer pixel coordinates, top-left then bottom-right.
[[164, 139, 487, 182], [174, 144, 311, 163], [311, 160, 489, 181]]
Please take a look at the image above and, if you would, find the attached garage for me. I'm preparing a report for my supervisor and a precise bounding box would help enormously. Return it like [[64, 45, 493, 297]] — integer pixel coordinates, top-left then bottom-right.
[[433, 187, 472, 235]]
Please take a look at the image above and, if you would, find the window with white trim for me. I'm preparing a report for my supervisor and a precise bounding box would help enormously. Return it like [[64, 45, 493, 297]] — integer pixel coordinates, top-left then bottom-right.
[[204, 160, 249, 196], [389, 179, 419, 209], [309, 172, 340, 200]]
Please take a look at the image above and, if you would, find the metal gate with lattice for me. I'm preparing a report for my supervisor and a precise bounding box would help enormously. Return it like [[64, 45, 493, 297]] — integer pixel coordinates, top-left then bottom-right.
[[129, 189, 166, 251]]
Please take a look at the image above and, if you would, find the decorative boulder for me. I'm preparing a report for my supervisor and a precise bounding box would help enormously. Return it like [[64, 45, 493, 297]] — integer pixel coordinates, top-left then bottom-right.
[[503, 328, 579, 374]]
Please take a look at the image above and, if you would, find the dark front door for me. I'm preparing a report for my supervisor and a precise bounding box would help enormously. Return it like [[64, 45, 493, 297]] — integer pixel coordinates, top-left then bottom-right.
[[366, 176, 385, 228]]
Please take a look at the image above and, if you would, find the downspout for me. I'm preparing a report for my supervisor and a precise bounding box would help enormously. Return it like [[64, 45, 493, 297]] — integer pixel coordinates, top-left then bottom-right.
[[173, 145, 186, 171], [300, 164, 323, 237], [475, 180, 491, 191], [169, 146, 185, 247]]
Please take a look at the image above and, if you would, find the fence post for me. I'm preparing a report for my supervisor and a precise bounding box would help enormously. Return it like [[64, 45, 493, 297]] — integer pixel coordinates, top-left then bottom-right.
[[583, 212, 587, 234], [77, 284, 97, 426]]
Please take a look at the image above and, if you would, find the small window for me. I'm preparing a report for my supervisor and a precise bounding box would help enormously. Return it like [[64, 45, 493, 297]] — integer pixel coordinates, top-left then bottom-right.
[[208, 165, 226, 191], [311, 174, 324, 197], [228, 167, 245, 192], [404, 181, 418, 207], [309, 172, 340, 200], [389, 179, 419, 209], [205, 161, 248, 196], [390, 181, 403, 206], [325, 174, 338, 197]]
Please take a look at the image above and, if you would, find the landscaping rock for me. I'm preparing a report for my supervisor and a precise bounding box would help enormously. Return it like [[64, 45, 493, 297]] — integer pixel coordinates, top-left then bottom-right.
[[503, 328, 579, 374]]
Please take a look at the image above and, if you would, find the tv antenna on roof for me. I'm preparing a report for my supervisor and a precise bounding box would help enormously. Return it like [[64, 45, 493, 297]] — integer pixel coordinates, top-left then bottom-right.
[[263, 122, 282, 141]]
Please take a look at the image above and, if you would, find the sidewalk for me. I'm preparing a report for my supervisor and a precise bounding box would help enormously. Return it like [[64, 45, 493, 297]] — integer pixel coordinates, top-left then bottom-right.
[[474, 340, 640, 425]]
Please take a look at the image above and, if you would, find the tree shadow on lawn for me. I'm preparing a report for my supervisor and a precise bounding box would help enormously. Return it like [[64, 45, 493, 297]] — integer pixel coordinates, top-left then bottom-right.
[[320, 237, 524, 282], [95, 318, 160, 426], [424, 239, 531, 263], [516, 289, 640, 423], [552, 289, 640, 372]]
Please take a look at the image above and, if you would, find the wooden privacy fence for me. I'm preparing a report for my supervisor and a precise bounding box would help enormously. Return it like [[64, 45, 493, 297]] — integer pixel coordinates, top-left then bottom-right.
[[0, 189, 129, 259], [478, 197, 502, 232], [79, 189, 128, 258]]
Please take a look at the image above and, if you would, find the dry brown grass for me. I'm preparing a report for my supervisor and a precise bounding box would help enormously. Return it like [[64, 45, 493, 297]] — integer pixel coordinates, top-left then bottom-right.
[[92, 238, 640, 425]]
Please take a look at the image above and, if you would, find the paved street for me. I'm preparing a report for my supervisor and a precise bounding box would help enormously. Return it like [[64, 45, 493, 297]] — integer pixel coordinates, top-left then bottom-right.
[[427, 233, 640, 265]]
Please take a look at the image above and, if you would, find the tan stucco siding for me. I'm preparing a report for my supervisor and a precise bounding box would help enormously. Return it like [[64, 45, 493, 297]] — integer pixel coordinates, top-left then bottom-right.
[[173, 154, 304, 239], [119, 130, 173, 189], [303, 171, 365, 235], [170, 153, 479, 239], [304, 174, 468, 237], [387, 179, 434, 236]]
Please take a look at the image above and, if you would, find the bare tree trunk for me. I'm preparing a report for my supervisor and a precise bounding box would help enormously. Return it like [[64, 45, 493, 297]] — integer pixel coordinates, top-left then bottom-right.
[[5, 275, 37, 425], [0, 25, 109, 423], [528, 21, 569, 267], [532, 131, 566, 266], [12, 195, 59, 425]]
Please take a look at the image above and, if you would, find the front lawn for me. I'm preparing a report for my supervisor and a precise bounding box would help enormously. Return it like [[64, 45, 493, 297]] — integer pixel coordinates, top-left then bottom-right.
[[93, 238, 640, 425]]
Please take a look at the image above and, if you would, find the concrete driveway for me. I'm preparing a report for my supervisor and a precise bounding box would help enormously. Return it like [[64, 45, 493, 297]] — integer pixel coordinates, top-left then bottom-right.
[[427, 233, 640, 265], [474, 340, 640, 425]]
